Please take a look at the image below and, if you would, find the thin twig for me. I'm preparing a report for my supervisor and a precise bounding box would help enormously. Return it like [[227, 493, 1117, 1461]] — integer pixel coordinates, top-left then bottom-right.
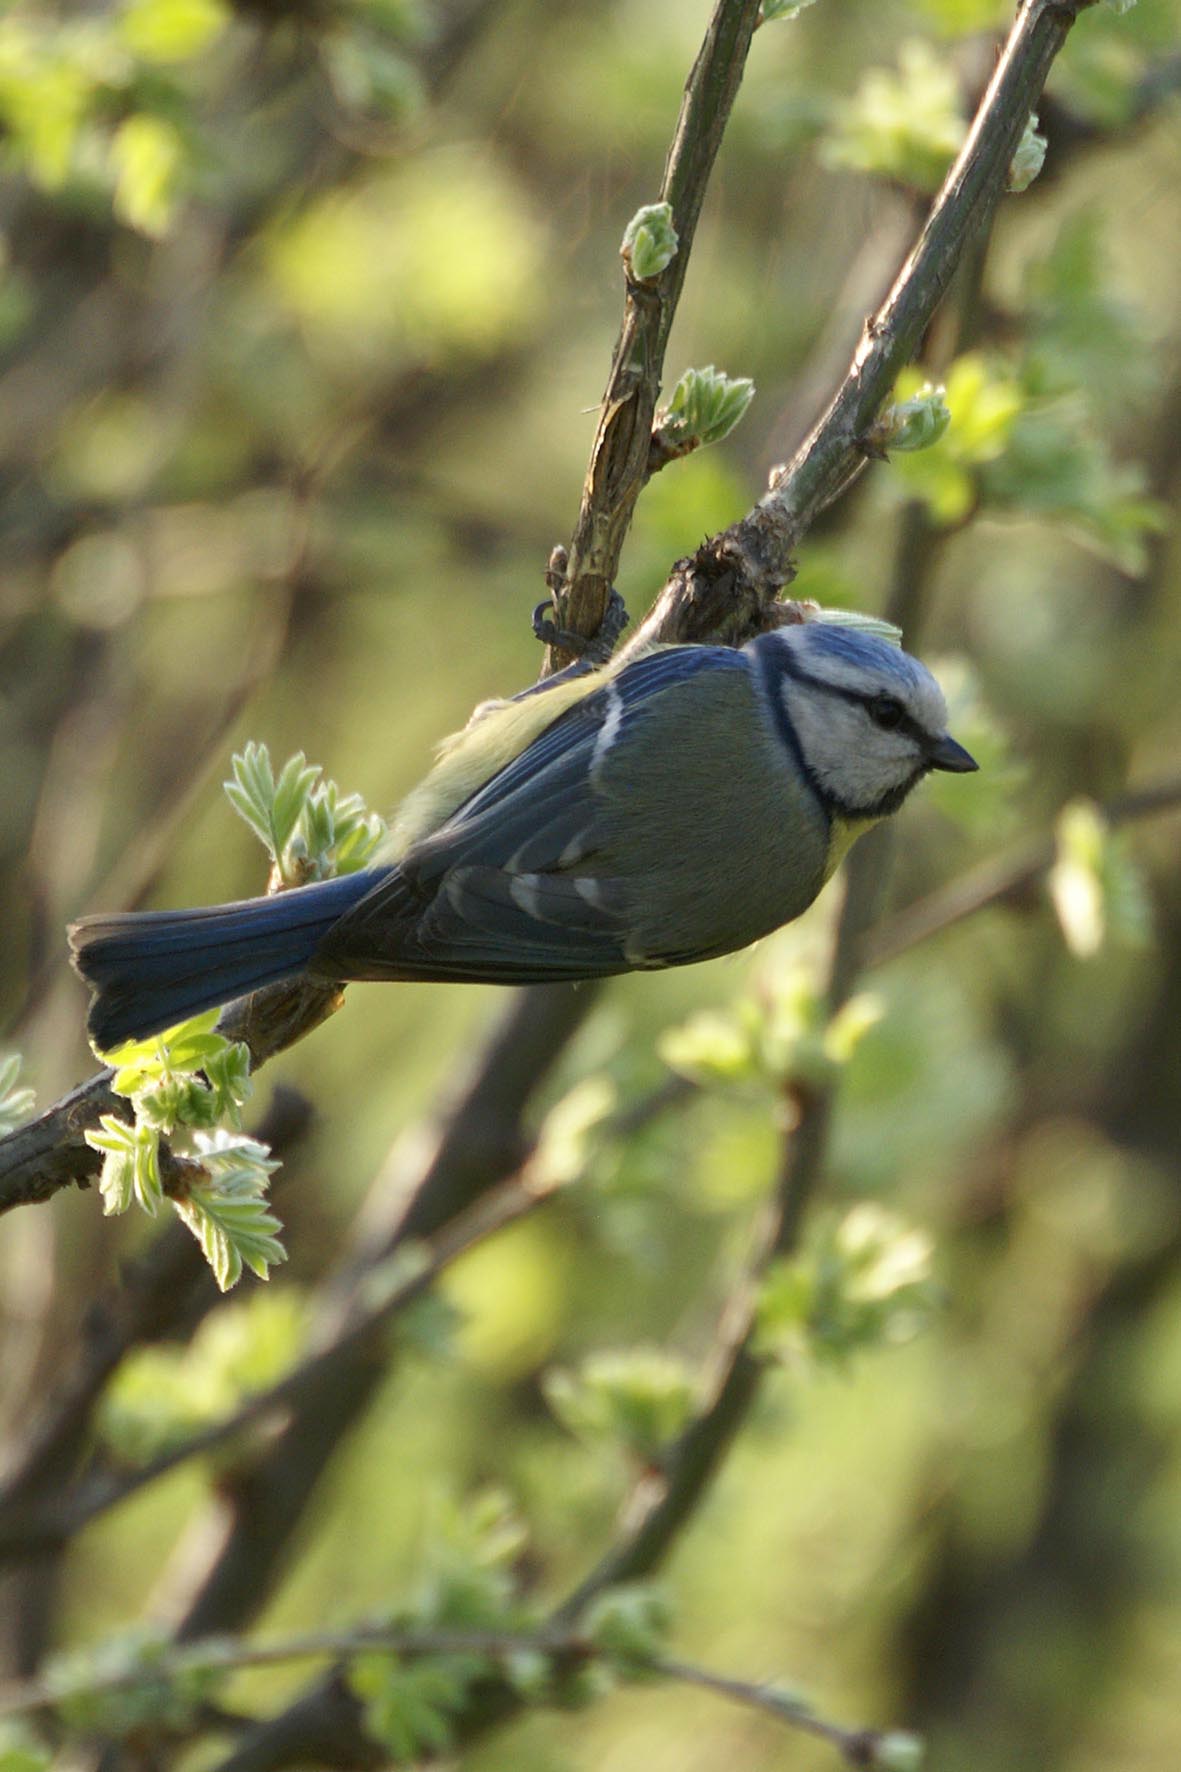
[[0, 1624, 896, 1767], [649, 1655, 909, 1768], [551, 0, 763, 664]]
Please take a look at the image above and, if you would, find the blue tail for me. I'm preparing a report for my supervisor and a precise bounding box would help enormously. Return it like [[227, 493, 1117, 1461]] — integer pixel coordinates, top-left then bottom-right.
[[69, 870, 386, 1051]]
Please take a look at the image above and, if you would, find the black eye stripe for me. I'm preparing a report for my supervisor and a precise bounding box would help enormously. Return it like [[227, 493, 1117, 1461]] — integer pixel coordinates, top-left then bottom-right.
[[777, 660, 931, 747]]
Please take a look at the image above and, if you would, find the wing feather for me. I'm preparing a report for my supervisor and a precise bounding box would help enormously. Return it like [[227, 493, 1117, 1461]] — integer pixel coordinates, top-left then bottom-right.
[[313, 644, 748, 983]]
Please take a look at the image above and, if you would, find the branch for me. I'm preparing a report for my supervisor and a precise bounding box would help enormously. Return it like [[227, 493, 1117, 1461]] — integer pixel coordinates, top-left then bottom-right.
[[0, 1155, 562, 1561], [630, 0, 1100, 649], [551, 0, 763, 663]]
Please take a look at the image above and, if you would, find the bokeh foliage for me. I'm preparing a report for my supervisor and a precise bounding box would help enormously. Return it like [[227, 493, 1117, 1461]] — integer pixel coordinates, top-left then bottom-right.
[[1, 0, 1181, 1768]]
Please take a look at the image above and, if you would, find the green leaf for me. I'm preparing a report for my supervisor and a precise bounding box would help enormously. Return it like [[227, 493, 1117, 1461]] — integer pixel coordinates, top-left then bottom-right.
[[658, 1008, 756, 1084], [758, 1204, 937, 1367], [873, 1732, 926, 1771], [760, 0, 820, 20], [806, 607, 903, 647], [1048, 800, 1151, 958], [0, 1052, 35, 1135], [85, 1115, 164, 1217], [532, 1076, 615, 1188], [271, 751, 322, 856], [321, 32, 424, 122], [118, 0, 230, 63], [204, 1042, 253, 1124], [45, 1627, 221, 1738], [224, 741, 278, 857], [173, 1131, 283, 1290], [1023, 211, 1153, 414], [887, 354, 1025, 523], [866, 383, 951, 454], [349, 1654, 481, 1762], [99, 1289, 307, 1462]]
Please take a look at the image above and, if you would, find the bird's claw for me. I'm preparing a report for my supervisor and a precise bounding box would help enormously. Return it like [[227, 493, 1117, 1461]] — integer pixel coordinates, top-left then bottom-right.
[[533, 586, 629, 665]]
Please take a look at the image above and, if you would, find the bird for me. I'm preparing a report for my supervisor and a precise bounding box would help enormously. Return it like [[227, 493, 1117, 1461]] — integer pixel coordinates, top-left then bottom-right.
[[69, 619, 977, 1052]]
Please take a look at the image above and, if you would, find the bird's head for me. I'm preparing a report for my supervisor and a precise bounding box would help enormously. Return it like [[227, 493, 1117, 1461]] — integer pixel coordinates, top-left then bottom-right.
[[752, 621, 978, 821]]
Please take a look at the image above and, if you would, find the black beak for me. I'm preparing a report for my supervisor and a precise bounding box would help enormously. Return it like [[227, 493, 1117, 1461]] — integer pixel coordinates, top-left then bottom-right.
[[929, 733, 978, 773]]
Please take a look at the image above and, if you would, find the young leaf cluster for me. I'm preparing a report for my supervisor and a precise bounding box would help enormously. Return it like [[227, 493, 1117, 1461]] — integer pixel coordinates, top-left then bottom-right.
[[657, 366, 756, 455], [349, 1492, 539, 1758], [659, 963, 883, 1092], [820, 40, 966, 193], [225, 742, 387, 886], [84, 1011, 283, 1291], [885, 220, 1165, 570], [38, 1626, 223, 1742], [544, 1347, 698, 1465], [98, 1289, 307, 1465], [757, 1203, 938, 1368], [620, 202, 678, 282], [0, 0, 424, 243]]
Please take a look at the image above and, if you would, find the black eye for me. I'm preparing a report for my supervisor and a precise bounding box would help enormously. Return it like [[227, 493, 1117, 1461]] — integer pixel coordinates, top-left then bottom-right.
[[868, 694, 905, 731]]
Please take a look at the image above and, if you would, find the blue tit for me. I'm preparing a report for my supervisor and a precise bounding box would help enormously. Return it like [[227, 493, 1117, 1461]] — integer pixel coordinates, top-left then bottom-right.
[[69, 619, 977, 1051]]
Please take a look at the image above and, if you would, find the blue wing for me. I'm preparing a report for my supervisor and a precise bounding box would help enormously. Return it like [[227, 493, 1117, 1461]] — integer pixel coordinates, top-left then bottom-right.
[[314, 645, 750, 983]]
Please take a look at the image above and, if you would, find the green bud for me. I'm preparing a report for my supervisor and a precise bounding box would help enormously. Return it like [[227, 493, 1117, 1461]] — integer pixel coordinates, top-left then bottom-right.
[[659, 365, 756, 451], [865, 384, 951, 456], [760, 0, 819, 19], [1048, 799, 1107, 957], [621, 203, 678, 281], [584, 1585, 671, 1673], [502, 1648, 552, 1700], [533, 1076, 615, 1188], [873, 1731, 926, 1771], [658, 1007, 757, 1084], [1008, 114, 1047, 193]]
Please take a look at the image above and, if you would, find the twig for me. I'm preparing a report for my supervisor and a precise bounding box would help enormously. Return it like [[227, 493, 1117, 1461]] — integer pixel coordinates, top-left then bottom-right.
[[0, 1623, 901, 1768], [551, 0, 763, 664], [649, 1655, 912, 1768]]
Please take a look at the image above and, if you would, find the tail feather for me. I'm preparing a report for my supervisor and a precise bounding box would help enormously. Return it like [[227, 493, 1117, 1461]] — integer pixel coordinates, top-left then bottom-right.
[[69, 870, 385, 1051]]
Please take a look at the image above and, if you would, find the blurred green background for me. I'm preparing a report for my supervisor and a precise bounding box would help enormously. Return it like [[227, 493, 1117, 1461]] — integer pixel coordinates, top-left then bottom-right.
[[1, 0, 1180, 1767]]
